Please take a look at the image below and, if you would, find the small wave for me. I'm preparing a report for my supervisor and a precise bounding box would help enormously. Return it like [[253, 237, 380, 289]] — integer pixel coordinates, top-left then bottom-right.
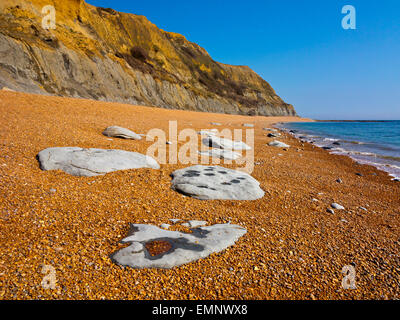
[[344, 140, 366, 145], [348, 151, 377, 157], [379, 155, 400, 161], [280, 122, 400, 179], [385, 164, 400, 170]]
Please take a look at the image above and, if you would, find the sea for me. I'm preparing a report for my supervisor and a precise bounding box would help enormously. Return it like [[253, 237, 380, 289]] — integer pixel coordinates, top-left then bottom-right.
[[276, 121, 400, 180]]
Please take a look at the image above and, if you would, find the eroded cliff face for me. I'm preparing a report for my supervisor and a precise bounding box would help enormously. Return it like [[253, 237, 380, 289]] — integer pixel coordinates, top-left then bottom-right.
[[0, 0, 297, 116]]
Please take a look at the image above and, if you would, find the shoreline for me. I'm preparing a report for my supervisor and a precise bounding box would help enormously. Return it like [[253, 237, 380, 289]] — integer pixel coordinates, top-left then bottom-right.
[[0, 91, 399, 300], [275, 121, 400, 181], [315, 120, 399, 123]]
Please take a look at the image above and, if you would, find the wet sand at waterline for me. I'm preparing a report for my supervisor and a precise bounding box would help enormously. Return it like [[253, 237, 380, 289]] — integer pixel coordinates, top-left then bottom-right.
[[0, 91, 399, 300]]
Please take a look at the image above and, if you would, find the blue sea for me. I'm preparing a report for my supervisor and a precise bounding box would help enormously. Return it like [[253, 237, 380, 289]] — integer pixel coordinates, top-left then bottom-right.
[[277, 121, 400, 180]]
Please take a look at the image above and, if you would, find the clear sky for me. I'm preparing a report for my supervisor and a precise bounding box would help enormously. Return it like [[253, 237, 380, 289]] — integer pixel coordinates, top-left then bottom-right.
[[87, 0, 400, 120]]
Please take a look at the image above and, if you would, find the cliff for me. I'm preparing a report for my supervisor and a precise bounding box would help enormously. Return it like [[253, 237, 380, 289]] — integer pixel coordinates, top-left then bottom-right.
[[0, 0, 297, 116]]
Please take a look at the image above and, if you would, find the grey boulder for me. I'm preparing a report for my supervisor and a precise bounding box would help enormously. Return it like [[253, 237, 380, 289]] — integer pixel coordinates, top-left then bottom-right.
[[268, 141, 290, 148], [111, 223, 247, 269], [267, 133, 281, 138], [37, 147, 160, 177], [102, 126, 142, 140], [202, 136, 251, 151], [171, 165, 265, 200]]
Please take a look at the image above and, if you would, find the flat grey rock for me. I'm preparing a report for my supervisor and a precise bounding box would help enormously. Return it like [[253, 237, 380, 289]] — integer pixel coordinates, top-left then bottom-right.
[[198, 149, 242, 160], [171, 165, 265, 200], [210, 122, 222, 126], [243, 124, 254, 128], [102, 126, 142, 140], [268, 141, 290, 148], [331, 203, 345, 210], [169, 219, 181, 224], [263, 128, 278, 132], [37, 147, 160, 177], [160, 224, 171, 229], [202, 136, 251, 151], [111, 223, 247, 269]]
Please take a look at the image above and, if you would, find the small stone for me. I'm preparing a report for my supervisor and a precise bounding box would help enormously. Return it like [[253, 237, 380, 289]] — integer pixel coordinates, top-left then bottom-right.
[[360, 207, 368, 212], [198, 130, 218, 136], [160, 224, 171, 229], [327, 208, 335, 214], [331, 203, 345, 210], [268, 141, 290, 148], [49, 188, 57, 193], [267, 133, 281, 138], [336, 178, 343, 183], [102, 126, 142, 140], [356, 173, 363, 177]]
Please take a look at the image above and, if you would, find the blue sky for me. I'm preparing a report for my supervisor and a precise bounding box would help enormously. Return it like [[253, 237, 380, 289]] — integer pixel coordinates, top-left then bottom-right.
[[87, 0, 400, 120]]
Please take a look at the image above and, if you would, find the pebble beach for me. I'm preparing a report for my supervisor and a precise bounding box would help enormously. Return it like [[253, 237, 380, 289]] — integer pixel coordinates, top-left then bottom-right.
[[0, 91, 399, 300]]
